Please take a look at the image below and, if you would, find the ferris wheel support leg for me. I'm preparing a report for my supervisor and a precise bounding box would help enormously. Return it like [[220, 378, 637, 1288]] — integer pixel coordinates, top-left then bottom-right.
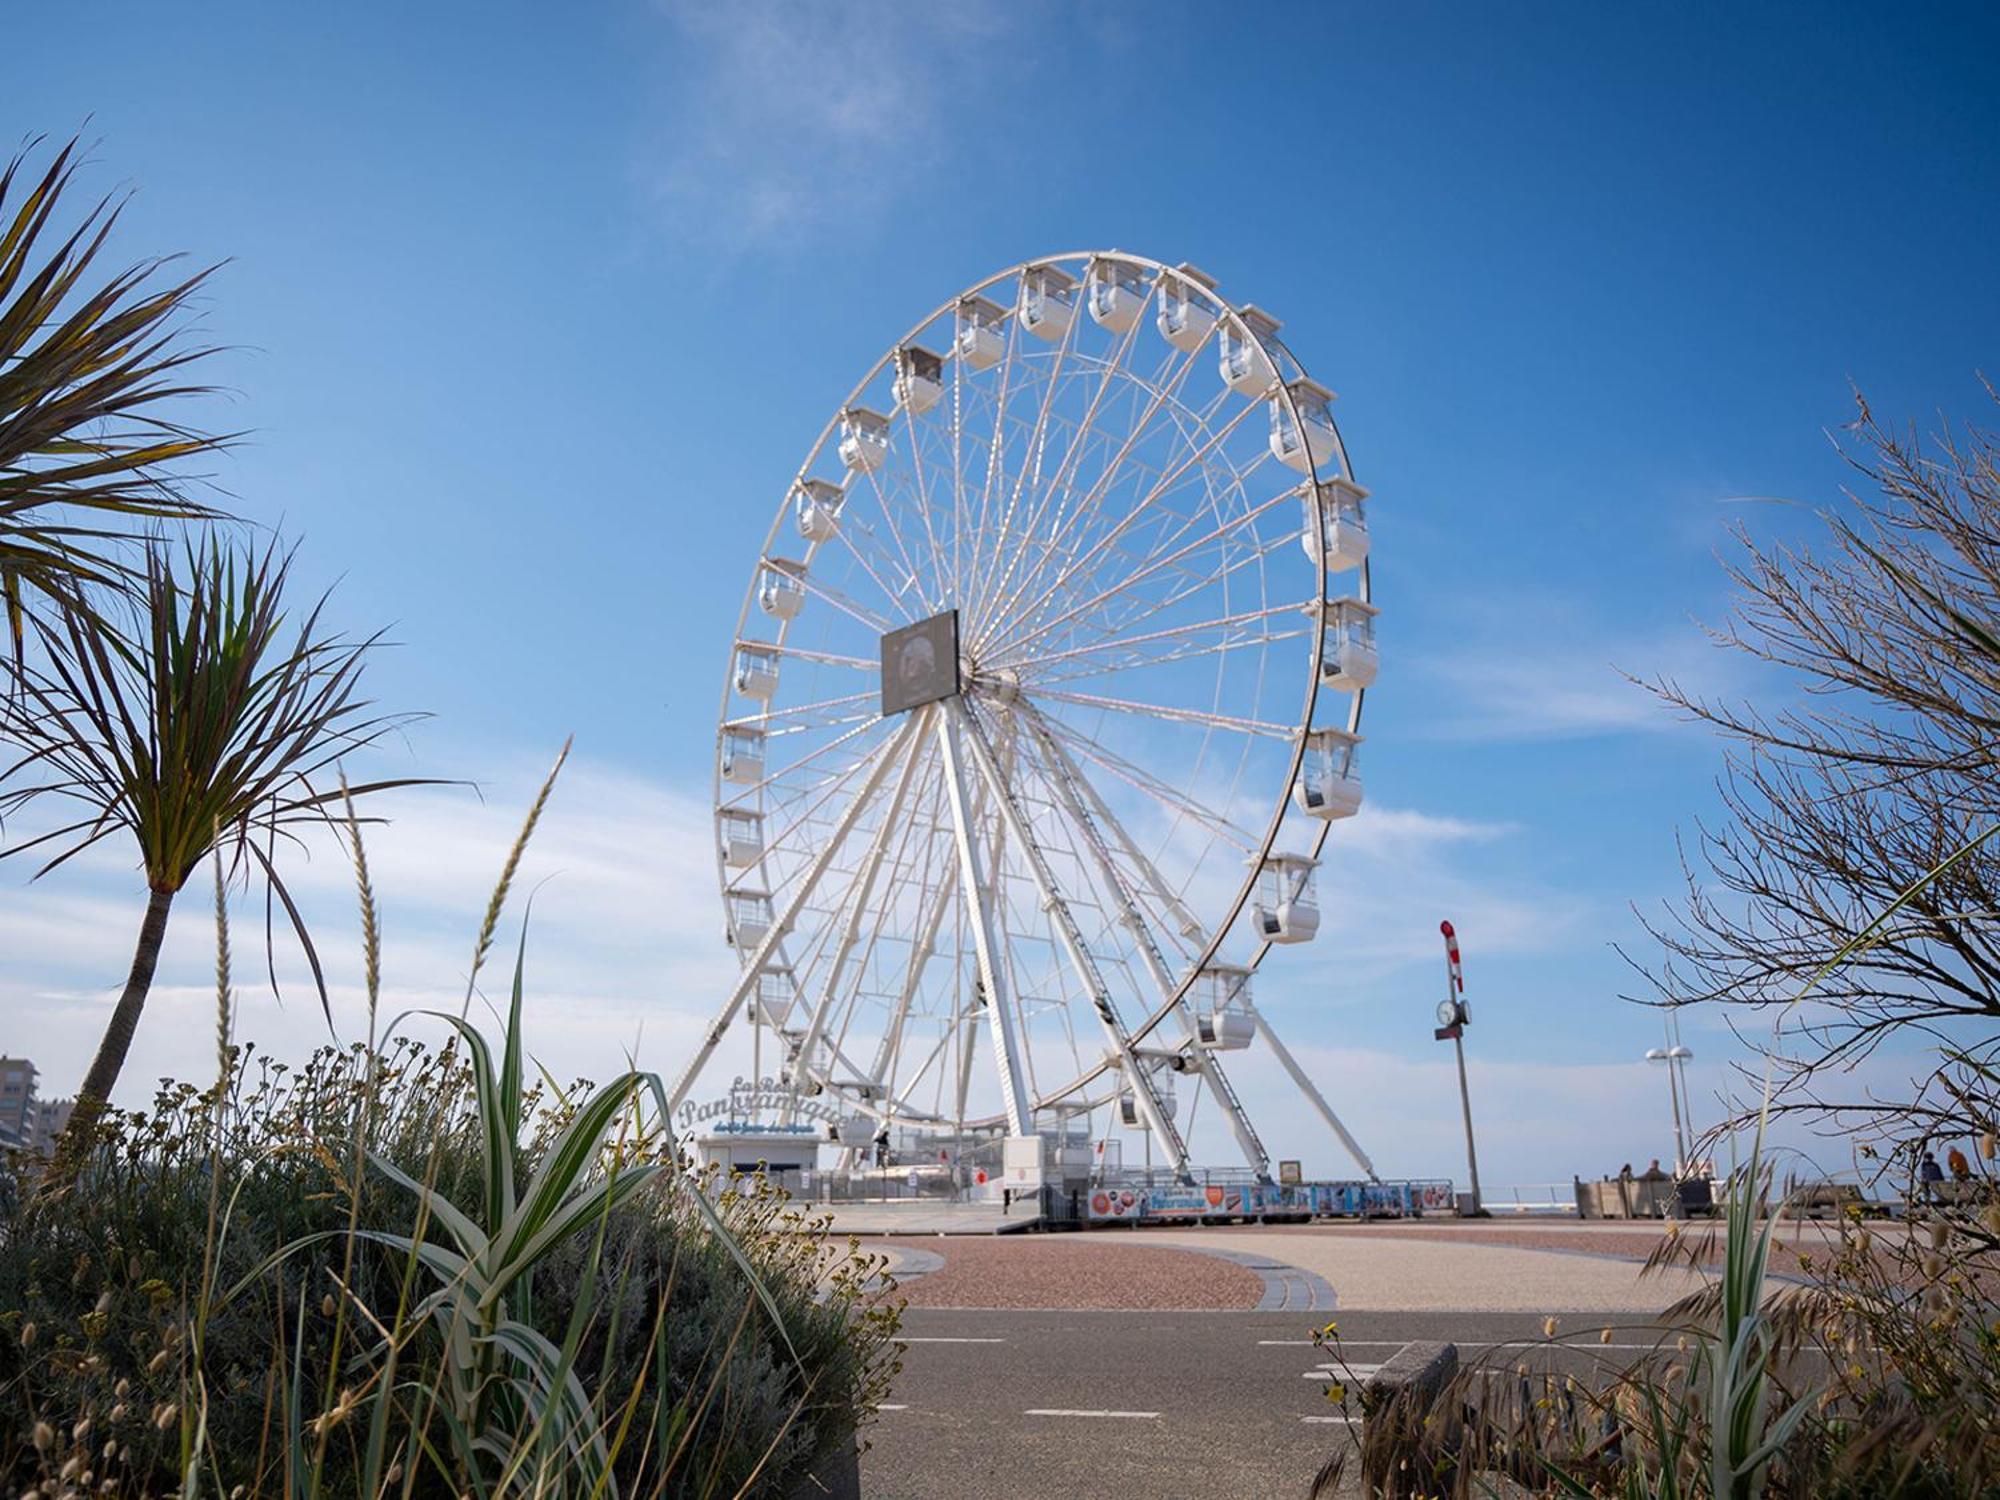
[[951, 700, 1195, 1182], [667, 711, 924, 1118], [935, 706, 1035, 1137], [784, 739, 928, 1115], [1020, 710, 1272, 1179], [1255, 1011, 1379, 1182], [870, 866, 957, 1119]]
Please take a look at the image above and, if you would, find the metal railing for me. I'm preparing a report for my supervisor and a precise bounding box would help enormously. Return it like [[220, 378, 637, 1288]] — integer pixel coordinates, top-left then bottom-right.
[[1485, 1183, 1583, 1217]]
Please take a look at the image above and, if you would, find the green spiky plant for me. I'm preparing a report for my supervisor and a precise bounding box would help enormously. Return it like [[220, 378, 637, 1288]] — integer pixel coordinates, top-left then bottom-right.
[[0, 535, 431, 1158], [0, 133, 231, 652], [0, 756, 901, 1497]]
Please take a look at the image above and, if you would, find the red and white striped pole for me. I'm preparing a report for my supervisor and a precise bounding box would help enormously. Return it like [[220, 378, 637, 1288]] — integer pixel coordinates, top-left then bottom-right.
[[1437, 920, 1483, 1215], [1441, 919, 1464, 1009]]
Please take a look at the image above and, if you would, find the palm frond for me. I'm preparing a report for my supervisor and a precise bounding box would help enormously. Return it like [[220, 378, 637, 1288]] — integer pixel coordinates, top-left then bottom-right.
[[0, 534, 438, 1028], [0, 133, 235, 650]]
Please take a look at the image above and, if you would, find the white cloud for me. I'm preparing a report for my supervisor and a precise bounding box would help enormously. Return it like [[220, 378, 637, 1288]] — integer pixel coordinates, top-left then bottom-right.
[[640, 1, 1026, 247], [3, 749, 754, 1107], [1409, 612, 1764, 742], [1277, 801, 1576, 975]]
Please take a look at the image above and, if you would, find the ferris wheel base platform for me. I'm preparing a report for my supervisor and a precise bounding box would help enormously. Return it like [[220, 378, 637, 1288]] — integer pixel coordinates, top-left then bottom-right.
[[796, 1198, 1045, 1237]]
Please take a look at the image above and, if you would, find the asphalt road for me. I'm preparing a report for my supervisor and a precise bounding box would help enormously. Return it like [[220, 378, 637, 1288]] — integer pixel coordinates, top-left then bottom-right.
[[859, 1307, 1671, 1499]]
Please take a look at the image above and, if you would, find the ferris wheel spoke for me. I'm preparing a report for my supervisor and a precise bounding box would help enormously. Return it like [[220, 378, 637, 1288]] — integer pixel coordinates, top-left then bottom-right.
[[1024, 627, 1312, 695], [889, 360, 959, 613], [784, 559, 899, 635], [672, 709, 926, 1113], [974, 392, 1266, 661], [969, 324, 1081, 640], [785, 747, 932, 1105], [1004, 600, 1305, 678], [718, 714, 884, 812], [947, 313, 971, 611], [1022, 527, 1299, 675], [920, 394, 984, 616], [985, 483, 1293, 668], [724, 688, 877, 730], [955, 699, 1193, 1175], [1030, 711, 1260, 852], [1002, 309, 1183, 591], [969, 289, 1154, 643], [1028, 686, 1296, 742], [853, 448, 940, 616], [744, 642, 879, 672], [984, 394, 1232, 656], [827, 512, 924, 625], [1018, 703, 1206, 950], [963, 312, 1026, 622], [971, 321, 1226, 654]]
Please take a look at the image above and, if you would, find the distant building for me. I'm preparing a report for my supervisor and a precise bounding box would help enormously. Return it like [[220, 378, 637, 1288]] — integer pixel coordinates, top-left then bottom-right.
[[33, 1098, 74, 1157], [0, 1057, 35, 1152]]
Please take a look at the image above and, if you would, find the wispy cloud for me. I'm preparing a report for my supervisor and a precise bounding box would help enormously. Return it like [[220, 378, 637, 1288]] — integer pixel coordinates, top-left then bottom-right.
[[1409, 608, 1764, 743], [3, 750, 749, 1105], [1262, 801, 1582, 980], [641, 1, 1025, 247]]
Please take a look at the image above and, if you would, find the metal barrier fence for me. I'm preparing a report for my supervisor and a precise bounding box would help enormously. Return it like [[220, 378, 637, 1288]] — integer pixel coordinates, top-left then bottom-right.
[[723, 1162, 1463, 1223], [1054, 1177, 1457, 1225]]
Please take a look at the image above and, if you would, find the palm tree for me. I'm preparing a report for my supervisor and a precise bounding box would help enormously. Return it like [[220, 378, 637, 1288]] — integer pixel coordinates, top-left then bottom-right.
[[1, 133, 230, 652], [0, 538, 431, 1152]]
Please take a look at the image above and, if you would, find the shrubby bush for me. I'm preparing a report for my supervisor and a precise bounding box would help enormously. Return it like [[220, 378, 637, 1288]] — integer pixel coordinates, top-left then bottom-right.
[[0, 1034, 899, 1496]]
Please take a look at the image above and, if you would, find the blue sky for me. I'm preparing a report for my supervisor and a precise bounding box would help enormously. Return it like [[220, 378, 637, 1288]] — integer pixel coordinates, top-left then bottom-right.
[[8, 3, 1998, 1187]]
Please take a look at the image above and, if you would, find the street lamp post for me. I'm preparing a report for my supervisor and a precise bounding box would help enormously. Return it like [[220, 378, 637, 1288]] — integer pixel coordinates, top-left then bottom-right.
[[1645, 1042, 1694, 1173]]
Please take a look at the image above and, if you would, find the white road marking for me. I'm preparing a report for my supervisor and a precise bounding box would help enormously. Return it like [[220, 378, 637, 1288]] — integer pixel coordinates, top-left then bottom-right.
[[1492, 1341, 1667, 1351], [898, 1336, 1007, 1344], [1268, 1337, 1672, 1352], [1301, 1364, 1380, 1380], [1302, 1414, 1357, 1424], [1258, 1339, 1405, 1347], [878, 1404, 909, 1411], [1024, 1409, 1161, 1420]]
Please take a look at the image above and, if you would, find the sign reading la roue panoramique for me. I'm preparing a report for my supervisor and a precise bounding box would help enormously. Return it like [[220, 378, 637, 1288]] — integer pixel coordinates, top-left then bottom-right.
[[676, 1075, 845, 1133]]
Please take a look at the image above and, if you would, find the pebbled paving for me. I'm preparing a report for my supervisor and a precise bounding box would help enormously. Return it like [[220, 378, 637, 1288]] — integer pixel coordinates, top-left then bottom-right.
[[1184, 1245, 1338, 1311], [864, 1234, 1263, 1310]]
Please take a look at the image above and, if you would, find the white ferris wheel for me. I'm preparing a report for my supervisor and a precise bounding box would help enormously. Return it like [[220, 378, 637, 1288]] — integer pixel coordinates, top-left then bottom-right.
[[668, 252, 1380, 1184]]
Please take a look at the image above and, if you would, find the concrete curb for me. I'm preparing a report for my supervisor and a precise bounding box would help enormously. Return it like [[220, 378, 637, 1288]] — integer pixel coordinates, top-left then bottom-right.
[[1360, 1340, 1459, 1499], [1179, 1245, 1337, 1312]]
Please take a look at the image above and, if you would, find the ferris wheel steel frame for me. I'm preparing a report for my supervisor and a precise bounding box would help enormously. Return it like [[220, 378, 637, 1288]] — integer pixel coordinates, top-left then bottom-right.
[[669, 251, 1378, 1184]]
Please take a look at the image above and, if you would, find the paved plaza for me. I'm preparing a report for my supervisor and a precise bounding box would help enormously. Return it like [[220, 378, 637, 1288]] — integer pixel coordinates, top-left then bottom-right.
[[857, 1220, 1742, 1498]]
